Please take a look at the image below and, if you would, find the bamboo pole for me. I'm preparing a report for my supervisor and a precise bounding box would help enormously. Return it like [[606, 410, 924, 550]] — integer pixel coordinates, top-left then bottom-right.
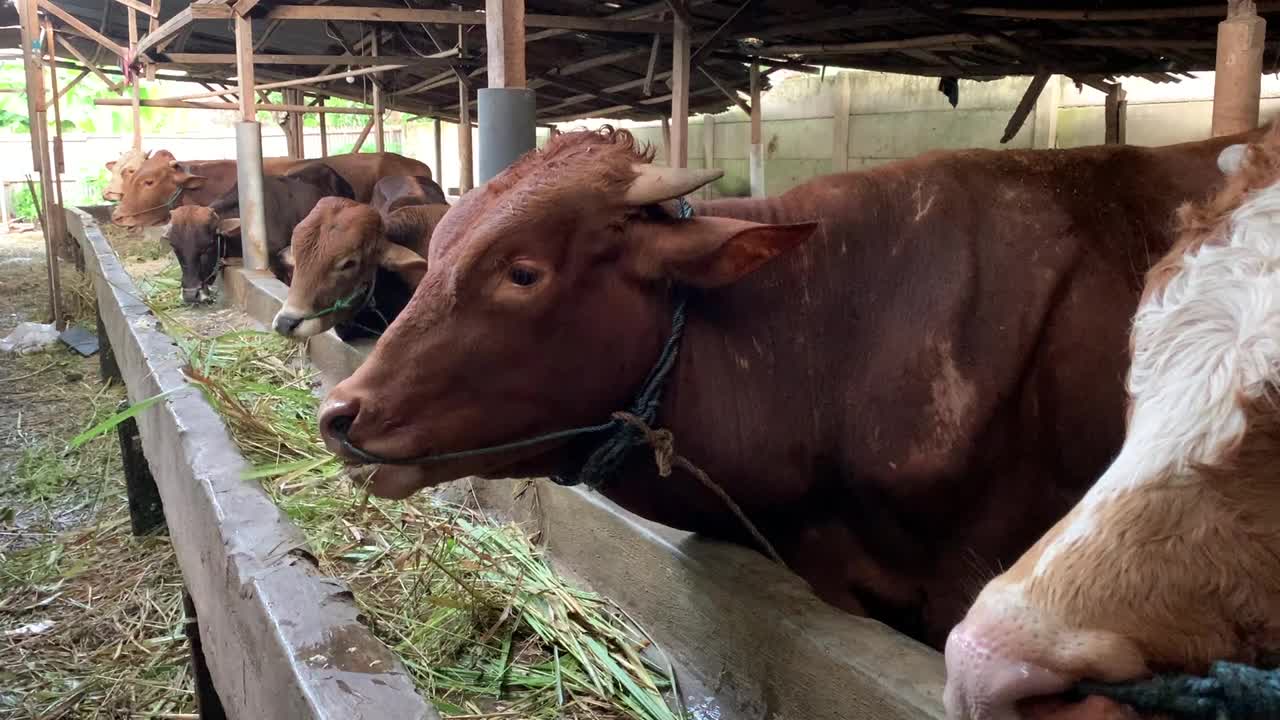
[[670, 7, 690, 168], [318, 98, 328, 157], [351, 118, 374, 151], [433, 117, 443, 180], [372, 31, 385, 153], [161, 63, 410, 103], [45, 20, 68, 264], [95, 97, 374, 114], [128, 8, 141, 150], [20, 0, 63, 329], [458, 15, 474, 192]]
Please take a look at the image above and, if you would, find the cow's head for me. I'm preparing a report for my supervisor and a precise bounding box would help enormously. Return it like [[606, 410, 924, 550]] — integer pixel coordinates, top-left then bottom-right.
[[944, 129, 1280, 720], [103, 148, 150, 202], [273, 197, 429, 338], [165, 205, 239, 304], [111, 151, 207, 227], [315, 128, 816, 498]]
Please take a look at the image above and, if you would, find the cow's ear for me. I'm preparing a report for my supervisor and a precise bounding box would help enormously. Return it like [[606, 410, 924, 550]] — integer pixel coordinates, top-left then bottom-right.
[[218, 218, 241, 238], [279, 245, 295, 270], [175, 171, 207, 189], [379, 243, 429, 287], [629, 217, 817, 288], [105, 160, 116, 171]]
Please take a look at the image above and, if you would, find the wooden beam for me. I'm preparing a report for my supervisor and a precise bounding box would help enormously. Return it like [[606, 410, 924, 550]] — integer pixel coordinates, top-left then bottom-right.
[[962, 3, 1280, 21], [538, 69, 674, 114], [749, 59, 763, 197], [60, 39, 123, 92], [96, 97, 375, 113], [1044, 37, 1220, 49], [163, 53, 463, 66], [110, 0, 160, 18], [663, 0, 692, 27], [128, 8, 141, 150], [1001, 71, 1050, 143], [260, 5, 670, 33], [372, 32, 384, 153], [831, 72, 851, 173], [350, 117, 374, 151], [702, 114, 715, 199], [643, 12, 664, 96], [762, 33, 981, 56], [232, 0, 263, 16], [433, 117, 443, 179], [661, 116, 671, 161], [161, 64, 409, 102], [1105, 83, 1127, 144], [689, 0, 759, 67], [670, 10, 690, 168], [697, 66, 750, 115], [45, 20, 68, 271], [1213, 0, 1266, 136], [19, 0, 63, 328], [55, 68, 90, 102], [136, 6, 194, 57], [234, 14, 255, 121], [458, 17, 474, 192], [318, 98, 328, 157], [486, 0, 526, 88], [37, 0, 127, 58]]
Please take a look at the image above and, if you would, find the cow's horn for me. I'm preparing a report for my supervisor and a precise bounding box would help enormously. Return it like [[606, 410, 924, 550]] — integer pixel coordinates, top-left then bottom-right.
[[624, 164, 724, 207]]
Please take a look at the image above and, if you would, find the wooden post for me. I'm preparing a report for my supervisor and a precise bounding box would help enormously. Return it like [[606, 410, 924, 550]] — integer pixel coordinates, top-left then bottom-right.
[[670, 6, 690, 168], [45, 21, 68, 264], [486, 0, 526, 88], [661, 116, 671, 164], [748, 59, 764, 197], [318, 97, 328, 157], [19, 0, 63, 328], [372, 31, 385, 153], [458, 19, 473, 192], [1105, 83, 1127, 145], [128, 8, 142, 150], [831, 72, 851, 173], [701, 114, 715, 199], [1212, 0, 1266, 136], [433, 116, 443, 180], [236, 15, 256, 121]]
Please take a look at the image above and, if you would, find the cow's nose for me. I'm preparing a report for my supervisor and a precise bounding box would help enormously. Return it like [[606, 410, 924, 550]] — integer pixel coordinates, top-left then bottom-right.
[[273, 311, 302, 336], [944, 620, 1073, 720], [319, 394, 361, 456], [181, 287, 200, 304]]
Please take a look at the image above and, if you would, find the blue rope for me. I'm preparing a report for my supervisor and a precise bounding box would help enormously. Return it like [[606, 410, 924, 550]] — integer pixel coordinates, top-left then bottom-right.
[[1076, 662, 1280, 719]]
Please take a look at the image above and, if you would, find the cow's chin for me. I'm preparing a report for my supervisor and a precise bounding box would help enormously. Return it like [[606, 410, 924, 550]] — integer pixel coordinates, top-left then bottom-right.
[[1020, 695, 1144, 720]]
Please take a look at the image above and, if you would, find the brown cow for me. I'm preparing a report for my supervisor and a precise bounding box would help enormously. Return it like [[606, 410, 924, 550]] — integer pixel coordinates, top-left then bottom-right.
[[273, 198, 447, 340], [315, 127, 1257, 650], [289, 153, 432, 203], [942, 128, 1280, 720], [164, 163, 354, 304], [111, 151, 302, 227], [112, 151, 432, 227], [370, 175, 448, 214]]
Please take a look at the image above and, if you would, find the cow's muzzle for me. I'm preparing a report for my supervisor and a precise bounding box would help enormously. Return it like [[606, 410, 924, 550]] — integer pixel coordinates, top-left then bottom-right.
[[182, 286, 211, 305]]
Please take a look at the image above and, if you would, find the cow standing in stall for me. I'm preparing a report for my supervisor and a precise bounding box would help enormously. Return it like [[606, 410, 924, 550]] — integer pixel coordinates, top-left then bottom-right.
[[164, 163, 354, 303], [944, 129, 1280, 720], [311, 127, 1260, 650]]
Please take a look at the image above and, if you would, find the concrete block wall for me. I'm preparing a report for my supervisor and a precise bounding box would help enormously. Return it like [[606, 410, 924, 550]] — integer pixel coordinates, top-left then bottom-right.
[[556, 68, 1280, 198]]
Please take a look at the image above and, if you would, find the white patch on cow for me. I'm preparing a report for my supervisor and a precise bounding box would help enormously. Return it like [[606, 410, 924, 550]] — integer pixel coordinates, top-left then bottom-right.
[[1034, 178, 1280, 578]]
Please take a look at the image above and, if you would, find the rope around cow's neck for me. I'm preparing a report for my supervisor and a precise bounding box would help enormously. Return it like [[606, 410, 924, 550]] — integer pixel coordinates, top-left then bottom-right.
[[113, 185, 185, 222], [1076, 661, 1280, 719]]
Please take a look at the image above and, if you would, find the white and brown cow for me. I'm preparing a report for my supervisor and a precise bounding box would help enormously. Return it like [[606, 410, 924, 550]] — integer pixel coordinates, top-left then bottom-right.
[[944, 125, 1280, 720]]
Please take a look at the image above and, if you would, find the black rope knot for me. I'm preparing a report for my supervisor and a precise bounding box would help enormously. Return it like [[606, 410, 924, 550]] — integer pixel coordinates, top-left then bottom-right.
[[1076, 661, 1280, 719]]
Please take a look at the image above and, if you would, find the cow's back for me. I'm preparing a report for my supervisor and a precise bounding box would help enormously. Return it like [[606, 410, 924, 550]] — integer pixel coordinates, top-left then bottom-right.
[[299, 153, 433, 202]]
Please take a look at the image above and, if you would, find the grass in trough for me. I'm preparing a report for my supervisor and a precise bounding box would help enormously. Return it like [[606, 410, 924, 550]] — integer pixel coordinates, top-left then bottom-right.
[[122, 271, 684, 719]]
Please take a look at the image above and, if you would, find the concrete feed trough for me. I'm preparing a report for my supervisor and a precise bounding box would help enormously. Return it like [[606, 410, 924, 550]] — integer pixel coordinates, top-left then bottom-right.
[[71, 204, 945, 720]]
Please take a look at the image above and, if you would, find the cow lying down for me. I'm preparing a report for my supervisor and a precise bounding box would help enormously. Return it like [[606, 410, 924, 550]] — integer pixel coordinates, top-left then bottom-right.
[[945, 127, 1280, 720], [163, 163, 353, 304], [272, 197, 450, 342]]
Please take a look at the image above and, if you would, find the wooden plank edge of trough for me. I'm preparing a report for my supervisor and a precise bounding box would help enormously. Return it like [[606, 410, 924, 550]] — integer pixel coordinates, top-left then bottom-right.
[[66, 207, 440, 720], [218, 261, 948, 720]]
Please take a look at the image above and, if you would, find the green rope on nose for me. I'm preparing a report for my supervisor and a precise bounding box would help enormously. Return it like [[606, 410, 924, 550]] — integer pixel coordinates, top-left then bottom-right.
[[299, 272, 378, 320], [1075, 662, 1280, 719]]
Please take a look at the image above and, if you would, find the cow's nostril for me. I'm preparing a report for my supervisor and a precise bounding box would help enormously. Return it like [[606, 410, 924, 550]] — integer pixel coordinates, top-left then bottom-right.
[[319, 397, 361, 455], [273, 313, 303, 336]]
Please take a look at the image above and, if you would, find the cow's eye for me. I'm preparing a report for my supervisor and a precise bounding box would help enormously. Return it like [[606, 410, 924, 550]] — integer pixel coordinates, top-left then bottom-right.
[[144, 179, 155, 187], [337, 258, 357, 272], [123, 169, 134, 176], [508, 264, 540, 287]]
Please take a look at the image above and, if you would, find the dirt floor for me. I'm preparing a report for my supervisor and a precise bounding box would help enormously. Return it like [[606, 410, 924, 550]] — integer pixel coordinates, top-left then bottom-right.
[[0, 227, 194, 718]]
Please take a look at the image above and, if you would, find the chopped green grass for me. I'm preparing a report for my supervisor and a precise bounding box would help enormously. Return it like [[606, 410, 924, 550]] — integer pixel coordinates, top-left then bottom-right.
[[114, 258, 685, 719]]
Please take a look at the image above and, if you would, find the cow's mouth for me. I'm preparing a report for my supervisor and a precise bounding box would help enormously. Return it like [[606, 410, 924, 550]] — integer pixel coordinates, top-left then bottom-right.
[[182, 284, 215, 305], [1019, 694, 1143, 720]]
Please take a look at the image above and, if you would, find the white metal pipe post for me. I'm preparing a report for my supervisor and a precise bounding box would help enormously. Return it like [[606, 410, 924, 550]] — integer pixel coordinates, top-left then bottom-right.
[[478, 0, 535, 183], [234, 13, 270, 272], [1212, 0, 1266, 136]]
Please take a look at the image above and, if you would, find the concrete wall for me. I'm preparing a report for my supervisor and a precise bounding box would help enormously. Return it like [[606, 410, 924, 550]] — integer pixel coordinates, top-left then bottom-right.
[[557, 69, 1280, 198]]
